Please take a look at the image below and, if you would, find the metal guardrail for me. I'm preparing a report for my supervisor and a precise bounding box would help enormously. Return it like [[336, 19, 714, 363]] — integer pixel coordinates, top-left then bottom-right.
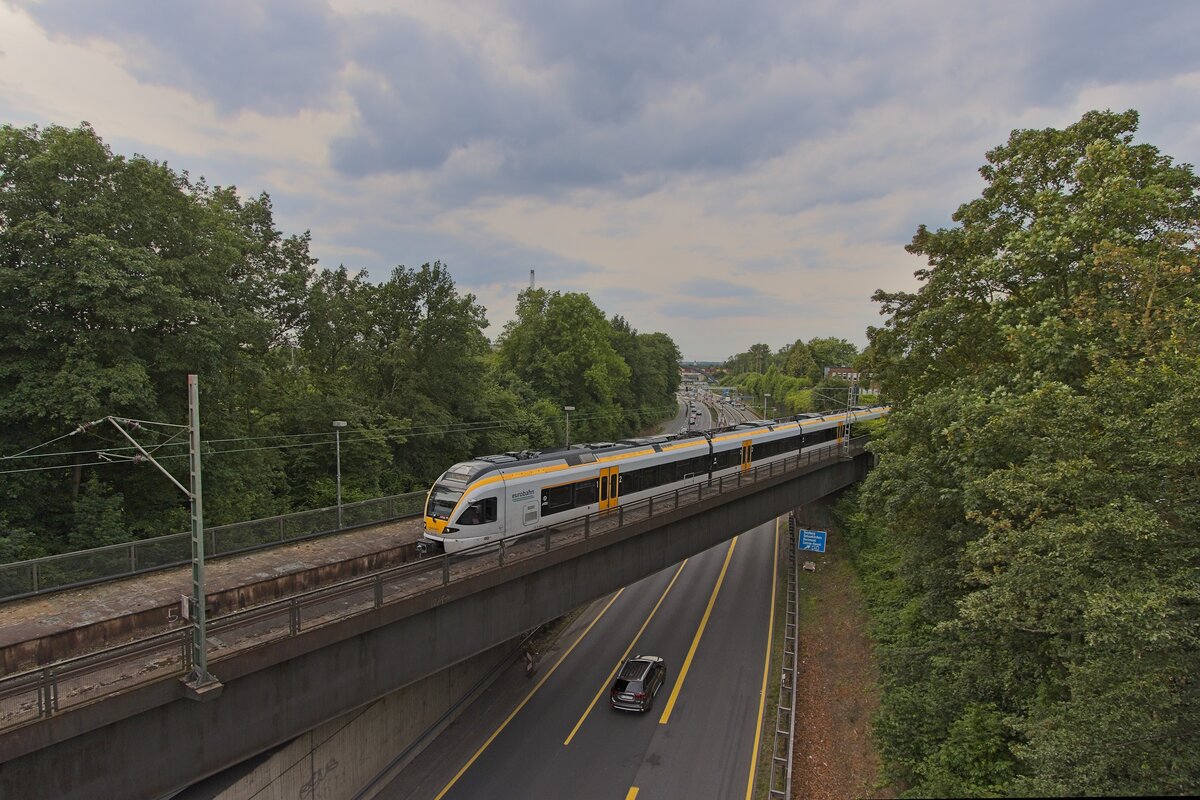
[[0, 492, 428, 602], [0, 438, 869, 734], [769, 514, 800, 799]]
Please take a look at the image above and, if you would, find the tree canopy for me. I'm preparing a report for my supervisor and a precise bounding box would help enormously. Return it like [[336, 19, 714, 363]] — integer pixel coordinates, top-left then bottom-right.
[[0, 122, 682, 562], [717, 336, 866, 415], [850, 109, 1199, 796], [496, 289, 679, 442]]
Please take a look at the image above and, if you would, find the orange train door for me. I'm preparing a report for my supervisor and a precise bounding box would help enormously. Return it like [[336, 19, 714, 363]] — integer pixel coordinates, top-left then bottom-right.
[[598, 466, 620, 510], [740, 440, 752, 471]]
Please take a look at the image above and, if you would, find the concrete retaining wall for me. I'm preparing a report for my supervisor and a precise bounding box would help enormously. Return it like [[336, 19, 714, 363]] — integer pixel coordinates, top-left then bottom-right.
[[178, 638, 516, 800]]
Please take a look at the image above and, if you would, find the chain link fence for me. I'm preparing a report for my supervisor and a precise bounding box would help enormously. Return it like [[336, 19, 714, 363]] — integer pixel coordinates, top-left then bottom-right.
[[0, 491, 427, 602]]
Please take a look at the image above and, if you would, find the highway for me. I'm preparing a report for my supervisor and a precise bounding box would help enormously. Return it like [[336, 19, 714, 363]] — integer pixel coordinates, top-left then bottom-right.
[[380, 390, 782, 800]]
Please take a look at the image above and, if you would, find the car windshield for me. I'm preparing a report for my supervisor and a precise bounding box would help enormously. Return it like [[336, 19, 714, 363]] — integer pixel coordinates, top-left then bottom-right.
[[426, 485, 462, 520]]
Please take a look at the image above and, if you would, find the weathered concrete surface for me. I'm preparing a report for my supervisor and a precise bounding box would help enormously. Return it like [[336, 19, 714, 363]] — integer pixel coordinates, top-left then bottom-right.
[[175, 637, 518, 800], [0, 517, 427, 673], [0, 453, 872, 800]]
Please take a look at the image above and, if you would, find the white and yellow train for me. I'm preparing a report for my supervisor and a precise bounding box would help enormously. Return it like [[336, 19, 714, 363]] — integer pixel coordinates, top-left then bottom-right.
[[421, 406, 889, 554]]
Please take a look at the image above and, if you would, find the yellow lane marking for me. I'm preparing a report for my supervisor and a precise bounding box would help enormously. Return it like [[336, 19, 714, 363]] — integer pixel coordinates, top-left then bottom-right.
[[626, 788, 640, 800], [432, 590, 625, 800], [745, 518, 781, 800], [658, 537, 738, 725], [563, 560, 689, 746]]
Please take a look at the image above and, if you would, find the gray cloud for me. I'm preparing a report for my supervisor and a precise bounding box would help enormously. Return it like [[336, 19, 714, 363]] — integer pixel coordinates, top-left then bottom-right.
[[8, 0, 1200, 360], [14, 0, 342, 115], [15, 0, 1200, 214], [1019, 2, 1200, 105], [328, 0, 934, 202]]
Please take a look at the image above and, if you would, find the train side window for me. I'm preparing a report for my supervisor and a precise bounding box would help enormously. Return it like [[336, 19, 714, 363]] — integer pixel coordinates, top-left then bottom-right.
[[542, 483, 574, 514], [656, 464, 672, 488], [626, 468, 650, 494], [574, 479, 599, 506]]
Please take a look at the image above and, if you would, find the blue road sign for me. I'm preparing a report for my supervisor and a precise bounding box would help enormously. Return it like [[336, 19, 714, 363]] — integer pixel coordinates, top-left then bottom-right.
[[797, 529, 827, 553]]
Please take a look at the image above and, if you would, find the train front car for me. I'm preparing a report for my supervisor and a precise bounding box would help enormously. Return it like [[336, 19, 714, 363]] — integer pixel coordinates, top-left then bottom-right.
[[421, 459, 508, 554]]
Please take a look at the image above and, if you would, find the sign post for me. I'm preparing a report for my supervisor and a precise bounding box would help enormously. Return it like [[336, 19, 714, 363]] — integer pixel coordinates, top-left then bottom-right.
[[797, 528, 827, 553]]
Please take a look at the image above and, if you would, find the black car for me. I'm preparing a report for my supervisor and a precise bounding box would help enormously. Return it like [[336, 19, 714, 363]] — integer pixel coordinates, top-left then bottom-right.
[[610, 655, 666, 712]]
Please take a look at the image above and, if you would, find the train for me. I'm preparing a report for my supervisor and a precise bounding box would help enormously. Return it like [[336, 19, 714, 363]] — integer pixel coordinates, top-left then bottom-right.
[[420, 405, 890, 554]]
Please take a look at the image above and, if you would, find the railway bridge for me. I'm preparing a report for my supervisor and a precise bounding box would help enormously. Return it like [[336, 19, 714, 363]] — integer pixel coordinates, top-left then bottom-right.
[[0, 439, 876, 799]]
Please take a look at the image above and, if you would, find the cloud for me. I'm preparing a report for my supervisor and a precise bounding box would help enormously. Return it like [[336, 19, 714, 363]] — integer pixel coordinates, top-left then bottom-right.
[[6, 0, 1200, 361], [13, 0, 343, 115], [1018, 2, 1200, 105]]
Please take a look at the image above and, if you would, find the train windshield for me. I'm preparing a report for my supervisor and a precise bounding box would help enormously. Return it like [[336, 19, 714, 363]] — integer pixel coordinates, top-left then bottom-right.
[[426, 485, 462, 520]]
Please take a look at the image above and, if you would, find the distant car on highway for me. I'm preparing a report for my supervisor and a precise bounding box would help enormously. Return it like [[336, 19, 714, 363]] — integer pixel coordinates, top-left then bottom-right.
[[610, 655, 667, 712]]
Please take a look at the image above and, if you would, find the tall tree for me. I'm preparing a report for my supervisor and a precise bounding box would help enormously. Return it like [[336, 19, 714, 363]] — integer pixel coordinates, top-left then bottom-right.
[[782, 338, 820, 381], [857, 109, 1200, 795], [0, 122, 311, 546], [805, 336, 858, 377], [497, 289, 632, 441]]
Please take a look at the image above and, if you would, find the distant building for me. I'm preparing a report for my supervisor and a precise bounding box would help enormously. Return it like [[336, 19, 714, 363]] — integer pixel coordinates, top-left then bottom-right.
[[823, 366, 881, 395], [823, 366, 860, 382]]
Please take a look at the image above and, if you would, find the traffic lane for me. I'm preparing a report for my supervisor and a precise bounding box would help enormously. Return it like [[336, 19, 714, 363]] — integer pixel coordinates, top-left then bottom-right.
[[428, 546, 733, 800], [670, 395, 688, 431], [539, 547, 737, 800], [632, 518, 779, 799], [379, 568, 676, 800], [383, 567, 682, 800], [563, 525, 775, 800]]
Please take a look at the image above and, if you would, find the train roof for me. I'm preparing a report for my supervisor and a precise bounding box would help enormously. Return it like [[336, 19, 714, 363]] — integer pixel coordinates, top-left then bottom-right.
[[436, 405, 888, 487]]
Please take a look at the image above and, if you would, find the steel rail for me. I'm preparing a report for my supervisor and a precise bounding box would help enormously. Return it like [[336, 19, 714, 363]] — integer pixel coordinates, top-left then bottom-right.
[[0, 438, 871, 734]]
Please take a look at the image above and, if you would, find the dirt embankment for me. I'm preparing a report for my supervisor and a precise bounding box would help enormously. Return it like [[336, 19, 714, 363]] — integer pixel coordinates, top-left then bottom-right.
[[792, 524, 895, 800]]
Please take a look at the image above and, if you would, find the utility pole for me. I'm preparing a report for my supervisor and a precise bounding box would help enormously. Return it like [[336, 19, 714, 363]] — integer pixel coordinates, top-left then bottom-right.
[[333, 420, 347, 530], [101, 376, 219, 696], [185, 374, 217, 692], [564, 406, 575, 447]]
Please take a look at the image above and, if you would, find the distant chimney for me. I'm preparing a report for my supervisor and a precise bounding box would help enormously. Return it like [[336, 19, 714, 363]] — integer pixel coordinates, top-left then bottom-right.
[[530, 270, 535, 289]]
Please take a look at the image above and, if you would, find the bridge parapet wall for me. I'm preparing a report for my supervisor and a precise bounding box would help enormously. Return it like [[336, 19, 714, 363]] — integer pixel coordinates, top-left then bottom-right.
[[0, 451, 874, 799]]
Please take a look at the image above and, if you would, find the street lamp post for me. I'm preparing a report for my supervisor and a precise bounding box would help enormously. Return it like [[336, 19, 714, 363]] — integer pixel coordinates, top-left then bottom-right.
[[563, 406, 575, 448], [763, 393, 771, 420], [333, 420, 346, 529]]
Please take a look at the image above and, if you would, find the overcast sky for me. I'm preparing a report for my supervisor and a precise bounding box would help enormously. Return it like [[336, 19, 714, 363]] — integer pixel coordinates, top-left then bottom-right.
[[2, 1, 1197, 360]]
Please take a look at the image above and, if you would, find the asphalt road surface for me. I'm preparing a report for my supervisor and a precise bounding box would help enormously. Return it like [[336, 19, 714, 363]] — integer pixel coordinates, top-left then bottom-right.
[[379, 516, 781, 800]]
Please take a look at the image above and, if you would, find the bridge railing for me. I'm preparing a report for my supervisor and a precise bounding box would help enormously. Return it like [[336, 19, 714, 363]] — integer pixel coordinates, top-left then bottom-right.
[[0, 437, 871, 733], [0, 492, 428, 603]]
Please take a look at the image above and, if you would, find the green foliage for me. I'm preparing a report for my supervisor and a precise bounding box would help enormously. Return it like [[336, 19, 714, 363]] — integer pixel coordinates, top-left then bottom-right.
[[0, 123, 682, 560], [782, 338, 820, 381], [70, 475, 128, 549], [497, 290, 680, 442], [847, 109, 1200, 796]]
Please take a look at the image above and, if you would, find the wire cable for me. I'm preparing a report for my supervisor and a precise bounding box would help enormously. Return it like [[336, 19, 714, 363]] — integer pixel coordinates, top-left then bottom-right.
[[0, 397, 684, 470]]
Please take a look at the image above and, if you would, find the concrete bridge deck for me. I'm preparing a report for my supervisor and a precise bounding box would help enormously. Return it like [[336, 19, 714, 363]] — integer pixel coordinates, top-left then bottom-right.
[[0, 516, 427, 673], [0, 442, 875, 799]]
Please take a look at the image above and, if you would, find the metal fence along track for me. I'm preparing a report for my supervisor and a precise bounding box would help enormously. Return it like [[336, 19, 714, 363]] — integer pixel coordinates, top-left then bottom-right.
[[0, 491, 428, 602], [0, 438, 869, 735]]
